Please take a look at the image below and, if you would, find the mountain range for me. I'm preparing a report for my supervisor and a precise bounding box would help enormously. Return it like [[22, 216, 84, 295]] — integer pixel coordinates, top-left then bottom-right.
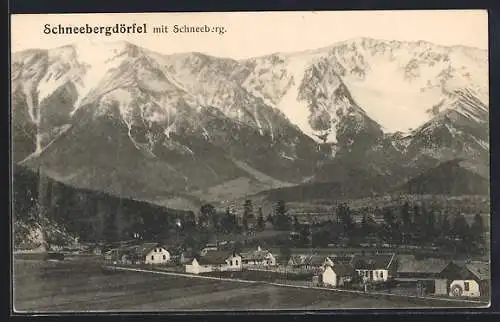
[[11, 37, 489, 211]]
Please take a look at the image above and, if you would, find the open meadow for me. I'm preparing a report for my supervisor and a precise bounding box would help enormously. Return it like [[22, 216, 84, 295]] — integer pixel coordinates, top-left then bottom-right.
[[13, 258, 485, 312]]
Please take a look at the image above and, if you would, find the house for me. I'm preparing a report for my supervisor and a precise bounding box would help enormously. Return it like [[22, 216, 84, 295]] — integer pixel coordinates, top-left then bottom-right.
[[240, 246, 277, 267], [105, 243, 171, 265], [179, 250, 197, 265], [246, 217, 259, 230], [449, 280, 481, 297], [465, 261, 490, 297], [185, 251, 242, 274], [200, 246, 218, 256], [129, 243, 171, 265], [396, 255, 464, 295], [396, 255, 457, 280], [351, 253, 397, 283], [322, 264, 356, 288], [91, 245, 103, 256], [287, 254, 325, 273], [449, 261, 490, 297]]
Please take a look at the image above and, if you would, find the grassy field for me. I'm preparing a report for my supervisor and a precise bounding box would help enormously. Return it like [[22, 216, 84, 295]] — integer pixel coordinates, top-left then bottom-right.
[[13, 258, 486, 312]]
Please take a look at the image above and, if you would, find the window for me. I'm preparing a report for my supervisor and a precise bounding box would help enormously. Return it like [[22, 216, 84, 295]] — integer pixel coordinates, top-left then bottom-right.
[[380, 271, 384, 279], [163, 255, 166, 260], [464, 282, 469, 291], [151, 255, 154, 260], [365, 271, 369, 277], [235, 260, 239, 266], [230, 260, 233, 266], [375, 271, 379, 278]]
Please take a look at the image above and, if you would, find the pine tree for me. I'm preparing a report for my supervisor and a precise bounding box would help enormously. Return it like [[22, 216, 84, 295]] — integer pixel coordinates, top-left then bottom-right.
[[199, 204, 216, 229], [257, 207, 265, 230], [361, 213, 376, 237], [382, 207, 402, 244], [440, 213, 451, 239], [275, 200, 286, 216], [400, 202, 412, 243], [273, 200, 290, 230], [471, 212, 485, 246], [243, 199, 254, 218], [293, 215, 300, 231], [426, 209, 437, 241], [336, 203, 354, 239], [241, 200, 253, 231], [452, 213, 471, 252]]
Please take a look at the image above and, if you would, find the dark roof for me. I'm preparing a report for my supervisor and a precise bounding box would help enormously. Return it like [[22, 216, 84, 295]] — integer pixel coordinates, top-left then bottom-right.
[[181, 250, 197, 258], [246, 217, 259, 224], [397, 255, 451, 274], [465, 261, 490, 281], [241, 248, 274, 261], [329, 264, 355, 276], [138, 243, 162, 256], [117, 242, 166, 258], [197, 251, 238, 265], [352, 254, 396, 270], [289, 254, 325, 266], [326, 255, 355, 265], [310, 255, 327, 266]]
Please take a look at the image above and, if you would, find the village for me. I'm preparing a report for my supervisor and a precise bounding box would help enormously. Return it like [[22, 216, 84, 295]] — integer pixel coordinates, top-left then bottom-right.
[[97, 240, 490, 301], [41, 197, 490, 304]]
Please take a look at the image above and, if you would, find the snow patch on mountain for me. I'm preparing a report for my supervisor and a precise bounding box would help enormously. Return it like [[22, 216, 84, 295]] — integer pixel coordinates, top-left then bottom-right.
[[71, 41, 132, 112], [276, 57, 321, 141]]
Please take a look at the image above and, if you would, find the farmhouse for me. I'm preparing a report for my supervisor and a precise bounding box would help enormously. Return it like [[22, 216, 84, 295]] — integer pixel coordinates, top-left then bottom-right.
[[129, 243, 171, 264], [105, 242, 171, 265], [352, 253, 397, 283], [240, 246, 277, 267], [288, 254, 326, 273], [396, 255, 458, 280], [395, 255, 465, 295], [185, 251, 242, 274], [465, 261, 490, 297], [448, 261, 490, 298], [322, 264, 356, 288]]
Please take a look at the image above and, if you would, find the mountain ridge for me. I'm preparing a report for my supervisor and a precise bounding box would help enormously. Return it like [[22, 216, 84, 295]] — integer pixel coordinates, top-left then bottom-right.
[[11, 37, 489, 210]]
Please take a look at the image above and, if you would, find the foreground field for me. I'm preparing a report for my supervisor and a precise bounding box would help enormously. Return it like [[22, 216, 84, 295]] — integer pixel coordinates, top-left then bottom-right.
[[13, 258, 486, 312]]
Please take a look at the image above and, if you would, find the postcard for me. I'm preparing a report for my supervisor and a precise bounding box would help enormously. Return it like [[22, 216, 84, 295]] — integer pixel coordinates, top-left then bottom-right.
[[10, 10, 490, 312]]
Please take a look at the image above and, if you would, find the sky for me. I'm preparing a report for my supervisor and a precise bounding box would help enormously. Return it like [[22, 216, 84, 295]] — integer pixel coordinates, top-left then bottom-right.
[[11, 10, 488, 59]]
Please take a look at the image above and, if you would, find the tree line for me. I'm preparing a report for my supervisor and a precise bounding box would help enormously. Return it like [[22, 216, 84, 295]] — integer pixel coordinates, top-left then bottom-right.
[[312, 202, 487, 254]]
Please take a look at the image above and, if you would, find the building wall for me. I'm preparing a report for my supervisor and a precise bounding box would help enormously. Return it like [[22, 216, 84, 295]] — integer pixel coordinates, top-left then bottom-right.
[[322, 267, 338, 287], [374, 269, 389, 282], [144, 247, 171, 264], [185, 259, 213, 274], [225, 255, 243, 271], [479, 280, 490, 297], [242, 254, 277, 267], [435, 279, 448, 295], [356, 269, 389, 282], [449, 280, 481, 297]]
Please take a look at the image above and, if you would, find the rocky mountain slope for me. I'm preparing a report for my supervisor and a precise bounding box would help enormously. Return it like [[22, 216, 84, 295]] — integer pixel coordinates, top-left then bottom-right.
[[13, 165, 195, 242], [11, 38, 489, 210], [12, 41, 320, 209]]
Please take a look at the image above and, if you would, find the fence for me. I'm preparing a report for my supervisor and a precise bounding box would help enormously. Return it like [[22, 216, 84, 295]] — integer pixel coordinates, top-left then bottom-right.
[[247, 265, 322, 275]]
